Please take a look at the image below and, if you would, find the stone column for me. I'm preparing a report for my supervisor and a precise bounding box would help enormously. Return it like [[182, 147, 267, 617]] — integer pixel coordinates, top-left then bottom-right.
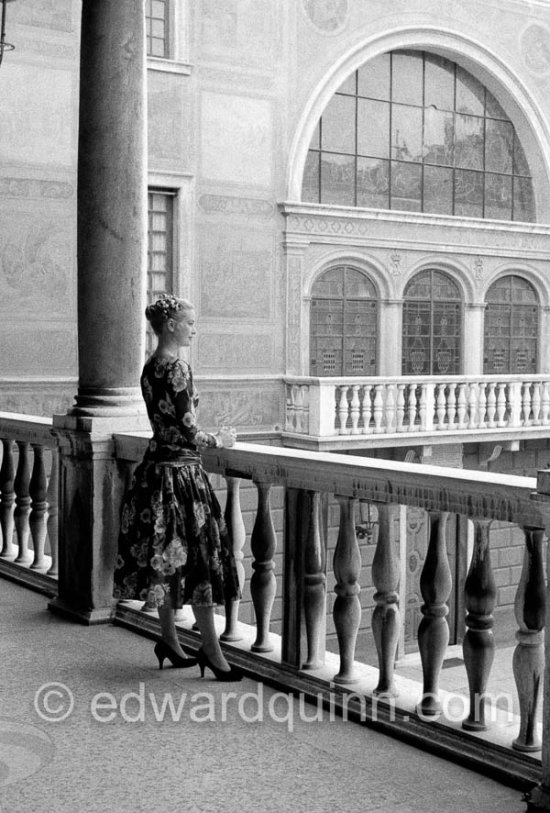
[[379, 300, 403, 376], [541, 306, 550, 375], [73, 0, 147, 415], [464, 304, 486, 375], [284, 238, 309, 376], [49, 0, 150, 623]]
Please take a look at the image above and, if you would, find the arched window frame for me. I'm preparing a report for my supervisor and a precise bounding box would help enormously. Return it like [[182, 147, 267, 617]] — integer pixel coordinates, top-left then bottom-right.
[[483, 274, 540, 374], [309, 265, 380, 376], [402, 269, 464, 375], [301, 49, 535, 223]]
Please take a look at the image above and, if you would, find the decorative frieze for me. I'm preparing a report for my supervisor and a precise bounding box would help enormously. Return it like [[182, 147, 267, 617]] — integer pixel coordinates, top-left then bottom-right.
[[0, 178, 74, 200], [199, 226, 274, 318], [197, 383, 283, 430], [301, 0, 348, 33], [282, 206, 550, 259], [198, 194, 274, 218], [0, 218, 73, 314], [12, 0, 74, 32], [473, 256, 484, 280], [200, 0, 278, 68], [198, 334, 274, 369], [148, 73, 186, 163], [201, 92, 273, 186], [521, 23, 550, 76]]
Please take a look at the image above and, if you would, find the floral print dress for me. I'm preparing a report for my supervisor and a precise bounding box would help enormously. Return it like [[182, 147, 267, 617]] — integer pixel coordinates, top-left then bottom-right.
[[113, 356, 241, 609]]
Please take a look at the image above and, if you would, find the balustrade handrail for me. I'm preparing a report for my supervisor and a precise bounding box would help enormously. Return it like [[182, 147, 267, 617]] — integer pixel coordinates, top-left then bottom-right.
[[0, 411, 55, 446], [114, 435, 548, 527], [284, 373, 550, 386]]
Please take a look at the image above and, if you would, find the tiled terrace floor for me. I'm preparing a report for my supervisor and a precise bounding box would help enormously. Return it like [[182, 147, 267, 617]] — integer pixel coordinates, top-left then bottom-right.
[[0, 579, 532, 813]]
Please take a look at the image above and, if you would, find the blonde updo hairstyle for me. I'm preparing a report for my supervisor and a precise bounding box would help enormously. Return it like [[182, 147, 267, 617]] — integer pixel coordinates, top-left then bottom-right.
[[145, 295, 194, 336]]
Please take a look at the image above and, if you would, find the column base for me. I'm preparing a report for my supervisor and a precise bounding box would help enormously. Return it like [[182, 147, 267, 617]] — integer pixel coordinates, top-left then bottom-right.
[[53, 411, 150, 435], [68, 387, 147, 418], [48, 597, 114, 626]]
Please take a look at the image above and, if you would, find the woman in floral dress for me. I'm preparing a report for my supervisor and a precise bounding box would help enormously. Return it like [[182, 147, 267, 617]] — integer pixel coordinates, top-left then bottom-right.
[[114, 295, 242, 680]]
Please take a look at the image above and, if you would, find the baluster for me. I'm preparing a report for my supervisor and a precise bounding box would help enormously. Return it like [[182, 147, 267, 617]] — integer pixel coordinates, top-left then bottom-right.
[[512, 526, 545, 752], [349, 385, 360, 434], [467, 383, 478, 429], [541, 381, 550, 425], [385, 384, 396, 433], [0, 439, 16, 558], [435, 384, 446, 430], [285, 384, 294, 432], [221, 476, 246, 642], [373, 385, 384, 433], [532, 382, 541, 426], [294, 385, 303, 433], [250, 480, 277, 652], [478, 382, 487, 428], [456, 383, 467, 429], [302, 490, 326, 670], [486, 381, 497, 428], [332, 495, 361, 684], [522, 382, 533, 426], [29, 445, 48, 570], [302, 385, 310, 435], [337, 386, 349, 435], [14, 441, 32, 564], [396, 384, 405, 432], [417, 511, 452, 717], [418, 384, 427, 430], [372, 504, 401, 696], [409, 383, 420, 429], [362, 384, 373, 434], [446, 384, 457, 429], [462, 519, 496, 731], [46, 448, 59, 577], [496, 382, 507, 427]]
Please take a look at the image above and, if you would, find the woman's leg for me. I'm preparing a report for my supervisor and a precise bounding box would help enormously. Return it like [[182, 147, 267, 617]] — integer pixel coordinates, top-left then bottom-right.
[[158, 605, 188, 658], [192, 606, 230, 671]]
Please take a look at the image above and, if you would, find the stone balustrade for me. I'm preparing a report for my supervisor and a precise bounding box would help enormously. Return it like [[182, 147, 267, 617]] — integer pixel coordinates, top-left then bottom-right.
[[114, 431, 550, 788], [285, 374, 550, 444], [0, 413, 59, 589], [1, 412, 550, 792]]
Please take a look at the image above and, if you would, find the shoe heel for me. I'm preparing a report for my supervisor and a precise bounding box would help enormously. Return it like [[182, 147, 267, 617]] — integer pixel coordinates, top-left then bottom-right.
[[154, 642, 165, 670]]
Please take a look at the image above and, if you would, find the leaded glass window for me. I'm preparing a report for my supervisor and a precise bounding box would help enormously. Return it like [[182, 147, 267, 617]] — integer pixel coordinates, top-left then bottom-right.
[[147, 190, 175, 354], [402, 270, 462, 375], [146, 0, 169, 58], [310, 266, 378, 376], [483, 275, 538, 374], [303, 51, 535, 222]]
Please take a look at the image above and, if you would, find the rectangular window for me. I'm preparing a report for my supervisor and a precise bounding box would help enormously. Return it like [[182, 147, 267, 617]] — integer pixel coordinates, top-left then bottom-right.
[[147, 190, 175, 353], [146, 0, 169, 58]]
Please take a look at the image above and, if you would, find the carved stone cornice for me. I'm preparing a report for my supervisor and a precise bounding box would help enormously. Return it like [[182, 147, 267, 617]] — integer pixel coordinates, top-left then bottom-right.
[[279, 203, 550, 261]]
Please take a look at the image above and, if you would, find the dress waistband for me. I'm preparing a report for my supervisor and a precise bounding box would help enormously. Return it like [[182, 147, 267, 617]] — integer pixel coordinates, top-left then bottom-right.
[[149, 448, 201, 466]]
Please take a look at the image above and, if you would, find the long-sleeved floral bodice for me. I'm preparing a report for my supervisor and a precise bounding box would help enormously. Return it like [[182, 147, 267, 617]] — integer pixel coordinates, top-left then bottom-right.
[[141, 356, 217, 460]]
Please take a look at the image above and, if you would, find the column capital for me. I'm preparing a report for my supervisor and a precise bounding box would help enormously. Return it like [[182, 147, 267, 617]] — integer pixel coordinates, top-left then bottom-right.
[[283, 236, 310, 254]]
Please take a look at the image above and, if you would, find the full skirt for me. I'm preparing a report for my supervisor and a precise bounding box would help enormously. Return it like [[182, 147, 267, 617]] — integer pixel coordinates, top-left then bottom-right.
[[113, 458, 241, 609]]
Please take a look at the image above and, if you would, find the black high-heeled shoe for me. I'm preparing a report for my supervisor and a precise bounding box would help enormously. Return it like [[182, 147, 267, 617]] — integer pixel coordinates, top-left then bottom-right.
[[196, 647, 243, 682], [154, 641, 198, 670]]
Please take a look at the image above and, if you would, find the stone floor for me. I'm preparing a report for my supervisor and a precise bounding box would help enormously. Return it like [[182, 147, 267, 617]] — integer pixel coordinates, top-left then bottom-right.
[[0, 579, 532, 813]]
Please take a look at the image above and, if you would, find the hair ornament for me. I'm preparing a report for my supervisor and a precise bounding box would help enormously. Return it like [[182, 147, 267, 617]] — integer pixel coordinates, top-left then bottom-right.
[[146, 294, 186, 323]]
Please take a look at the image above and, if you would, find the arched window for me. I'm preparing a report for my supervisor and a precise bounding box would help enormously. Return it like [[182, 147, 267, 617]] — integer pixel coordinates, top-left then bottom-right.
[[483, 275, 539, 373], [402, 270, 462, 375], [302, 50, 535, 222], [310, 266, 378, 376]]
